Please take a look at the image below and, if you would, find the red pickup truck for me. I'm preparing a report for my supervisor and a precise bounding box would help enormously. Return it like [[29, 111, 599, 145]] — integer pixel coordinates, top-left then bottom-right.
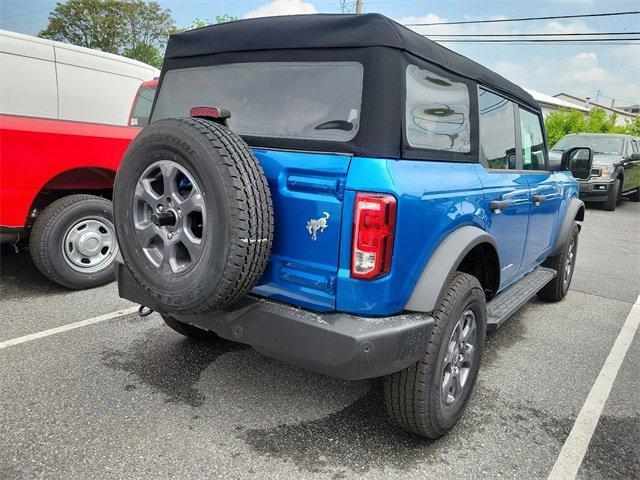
[[0, 29, 158, 289]]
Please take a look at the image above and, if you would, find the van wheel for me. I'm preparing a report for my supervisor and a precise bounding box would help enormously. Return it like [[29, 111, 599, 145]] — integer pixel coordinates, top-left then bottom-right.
[[537, 223, 579, 302], [383, 272, 486, 438], [162, 315, 218, 340], [29, 195, 117, 289], [603, 179, 620, 211], [113, 118, 273, 314]]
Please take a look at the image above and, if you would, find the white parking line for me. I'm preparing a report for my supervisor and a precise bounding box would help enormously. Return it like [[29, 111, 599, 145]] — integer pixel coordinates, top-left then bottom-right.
[[548, 294, 640, 480], [0, 306, 139, 350]]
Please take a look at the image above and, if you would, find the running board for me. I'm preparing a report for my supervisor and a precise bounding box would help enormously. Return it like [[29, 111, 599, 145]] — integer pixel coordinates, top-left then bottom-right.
[[486, 266, 556, 331]]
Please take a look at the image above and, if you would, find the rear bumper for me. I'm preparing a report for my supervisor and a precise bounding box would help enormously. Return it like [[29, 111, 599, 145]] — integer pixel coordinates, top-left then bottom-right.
[[115, 261, 433, 380], [579, 180, 613, 202]]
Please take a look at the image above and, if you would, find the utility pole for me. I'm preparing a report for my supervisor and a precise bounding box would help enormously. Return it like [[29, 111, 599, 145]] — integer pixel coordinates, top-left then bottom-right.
[[355, 0, 363, 14]]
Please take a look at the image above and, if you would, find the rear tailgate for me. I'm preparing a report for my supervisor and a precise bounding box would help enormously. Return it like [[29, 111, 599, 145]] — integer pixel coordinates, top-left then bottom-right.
[[251, 148, 351, 311]]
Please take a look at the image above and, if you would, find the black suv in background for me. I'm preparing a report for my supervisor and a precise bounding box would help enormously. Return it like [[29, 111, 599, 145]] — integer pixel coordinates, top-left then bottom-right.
[[550, 133, 640, 211]]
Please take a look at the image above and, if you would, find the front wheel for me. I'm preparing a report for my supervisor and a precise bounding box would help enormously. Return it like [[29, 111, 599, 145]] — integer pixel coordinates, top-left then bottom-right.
[[29, 195, 118, 289], [537, 223, 579, 302], [603, 179, 620, 211], [384, 272, 486, 438]]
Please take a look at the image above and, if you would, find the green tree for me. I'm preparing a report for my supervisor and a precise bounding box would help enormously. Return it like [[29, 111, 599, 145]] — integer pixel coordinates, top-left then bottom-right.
[[544, 109, 586, 147], [623, 116, 640, 136], [40, 0, 175, 68], [544, 108, 628, 148], [187, 14, 238, 30]]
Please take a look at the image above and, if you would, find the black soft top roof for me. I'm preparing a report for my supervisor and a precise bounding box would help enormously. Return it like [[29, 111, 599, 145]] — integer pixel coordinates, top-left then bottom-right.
[[165, 13, 538, 111]]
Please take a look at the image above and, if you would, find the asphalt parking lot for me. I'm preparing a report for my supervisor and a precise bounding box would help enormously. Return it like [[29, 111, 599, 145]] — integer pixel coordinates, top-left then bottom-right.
[[1, 202, 638, 480]]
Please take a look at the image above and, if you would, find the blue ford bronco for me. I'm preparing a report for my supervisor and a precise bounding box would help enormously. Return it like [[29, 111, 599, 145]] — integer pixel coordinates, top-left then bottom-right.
[[113, 14, 593, 438]]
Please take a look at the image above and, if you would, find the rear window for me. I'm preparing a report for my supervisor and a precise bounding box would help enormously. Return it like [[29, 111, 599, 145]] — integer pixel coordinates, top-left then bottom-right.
[[129, 85, 157, 127], [152, 62, 364, 142]]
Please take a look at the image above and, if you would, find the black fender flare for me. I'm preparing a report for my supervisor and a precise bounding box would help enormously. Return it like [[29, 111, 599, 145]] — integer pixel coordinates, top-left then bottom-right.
[[550, 197, 585, 256], [404, 226, 498, 313]]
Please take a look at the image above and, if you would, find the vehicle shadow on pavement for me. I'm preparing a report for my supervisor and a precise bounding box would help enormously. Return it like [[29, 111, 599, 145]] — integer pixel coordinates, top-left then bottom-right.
[[0, 244, 69, 301], [239, 382, 433, 475], [101, 324, 249, 407]]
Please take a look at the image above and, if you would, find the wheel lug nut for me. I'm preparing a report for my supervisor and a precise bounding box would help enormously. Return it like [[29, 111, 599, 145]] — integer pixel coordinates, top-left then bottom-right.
[[158, 205, 164, 212], [167, 233, 173, 239]]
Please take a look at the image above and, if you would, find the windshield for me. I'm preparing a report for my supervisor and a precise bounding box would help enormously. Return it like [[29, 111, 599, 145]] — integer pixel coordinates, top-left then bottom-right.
[[152, 62, 364, 142], [551, 136, 623, 156]]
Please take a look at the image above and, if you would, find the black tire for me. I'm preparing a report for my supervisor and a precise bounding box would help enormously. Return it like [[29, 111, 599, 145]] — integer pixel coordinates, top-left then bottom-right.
[[113, 117, 273, 314], [603, 178, 620, 211], [28, 194, 117, 289], [384, 272, 486, 438], [537, 223, 579, 302], [162, 315, 218, 340]]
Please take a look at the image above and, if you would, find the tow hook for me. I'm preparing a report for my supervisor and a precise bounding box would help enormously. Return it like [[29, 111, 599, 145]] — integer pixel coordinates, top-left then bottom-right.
[[138, 305, 154, 317]]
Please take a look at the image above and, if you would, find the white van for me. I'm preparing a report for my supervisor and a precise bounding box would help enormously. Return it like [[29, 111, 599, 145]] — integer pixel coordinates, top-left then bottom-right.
[[0, 29, 159, 125]]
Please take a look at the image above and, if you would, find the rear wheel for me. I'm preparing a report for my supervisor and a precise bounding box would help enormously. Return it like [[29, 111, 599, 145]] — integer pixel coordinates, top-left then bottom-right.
[[603, 179, 620, 211], [29, 194, 117, 289], [162, 315, 218, 340], [537, 223, 579, 302], [384, 272, 486, 438]]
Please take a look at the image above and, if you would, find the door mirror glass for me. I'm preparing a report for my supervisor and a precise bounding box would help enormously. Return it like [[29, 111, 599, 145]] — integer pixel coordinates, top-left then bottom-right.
[[561, 146, 593, 180], [629, 152, 640, 161]]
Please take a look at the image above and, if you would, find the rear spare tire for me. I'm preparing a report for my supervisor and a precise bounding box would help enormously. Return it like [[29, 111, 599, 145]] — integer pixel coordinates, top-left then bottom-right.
[[113, 118, 273, 314]]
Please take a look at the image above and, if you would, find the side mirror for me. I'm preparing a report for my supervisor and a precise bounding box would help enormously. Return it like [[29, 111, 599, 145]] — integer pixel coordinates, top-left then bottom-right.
[[561, 146, 593, 180], [629, 152, 640, 161]]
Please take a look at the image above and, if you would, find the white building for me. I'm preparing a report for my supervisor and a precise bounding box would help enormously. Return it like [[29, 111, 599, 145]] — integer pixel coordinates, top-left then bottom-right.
[[524, 88, 589, 118], [554, 93, 638, 127]]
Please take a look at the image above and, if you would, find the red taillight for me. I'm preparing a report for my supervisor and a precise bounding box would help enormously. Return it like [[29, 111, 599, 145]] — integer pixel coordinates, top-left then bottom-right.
[[351, 193, 397, 280], [189, 106, 230, 120]]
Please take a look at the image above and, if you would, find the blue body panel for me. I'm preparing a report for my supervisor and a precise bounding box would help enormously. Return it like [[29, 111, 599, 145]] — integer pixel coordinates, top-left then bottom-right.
[[250, 148, 351, 312], [250, 149, 579, 317]]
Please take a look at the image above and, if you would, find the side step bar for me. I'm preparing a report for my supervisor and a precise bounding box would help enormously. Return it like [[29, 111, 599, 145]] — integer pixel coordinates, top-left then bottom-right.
[[486, 266, 556, 331]]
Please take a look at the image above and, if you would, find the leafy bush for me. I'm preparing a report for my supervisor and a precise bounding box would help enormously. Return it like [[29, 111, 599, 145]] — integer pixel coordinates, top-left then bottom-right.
[[545, 108, 638, 148]]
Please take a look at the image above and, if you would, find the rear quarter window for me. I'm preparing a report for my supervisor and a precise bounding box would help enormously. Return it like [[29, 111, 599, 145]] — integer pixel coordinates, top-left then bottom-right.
[[405, 64, 471, 153], [152, 62, 364, 142]]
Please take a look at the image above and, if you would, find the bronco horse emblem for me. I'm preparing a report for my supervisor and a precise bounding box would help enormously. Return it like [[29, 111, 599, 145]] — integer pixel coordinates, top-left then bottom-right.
[[306, 212, 330, 241]]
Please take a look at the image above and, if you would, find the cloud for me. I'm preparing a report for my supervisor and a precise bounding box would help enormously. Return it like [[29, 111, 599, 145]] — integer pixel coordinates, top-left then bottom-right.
[[245, 0, 317, 19], [493, 51, 640, 102], [400, 13, 594, 37], [399, 12, 637, 102]]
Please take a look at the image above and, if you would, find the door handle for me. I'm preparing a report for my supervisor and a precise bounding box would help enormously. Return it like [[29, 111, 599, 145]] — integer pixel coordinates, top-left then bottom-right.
[[489, 199, 513, 212], [532, 194, 546, 204]]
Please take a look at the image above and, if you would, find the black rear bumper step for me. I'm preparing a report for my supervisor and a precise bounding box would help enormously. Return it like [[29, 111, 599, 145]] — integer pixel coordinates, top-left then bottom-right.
[[115, 261, 433, 380], [486, 266, 556, 331]]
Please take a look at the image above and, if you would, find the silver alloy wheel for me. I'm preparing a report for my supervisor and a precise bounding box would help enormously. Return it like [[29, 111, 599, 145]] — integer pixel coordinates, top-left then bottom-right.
[[441, 309, 477, 406], [63, 216, 118, 273], [133, 160, 206, 274], [563, 235, 576, 289]]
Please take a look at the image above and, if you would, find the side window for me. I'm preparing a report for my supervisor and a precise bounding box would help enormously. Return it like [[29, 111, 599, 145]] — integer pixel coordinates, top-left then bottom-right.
[[478, 88, 517, 169], [519, 108, 547, 170], [405, 64, 471, 153], [627, 139, 637, 155]]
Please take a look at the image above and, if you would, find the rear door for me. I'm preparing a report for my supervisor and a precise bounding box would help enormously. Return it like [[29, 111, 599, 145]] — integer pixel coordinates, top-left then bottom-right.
[[250, 150, 350, 311], [518, 108, 562, 271], [476, 88, 530, 288]]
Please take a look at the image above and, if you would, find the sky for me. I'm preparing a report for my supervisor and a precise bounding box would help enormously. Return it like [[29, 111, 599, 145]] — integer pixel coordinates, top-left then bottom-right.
[[1, 0, 639, 107]]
